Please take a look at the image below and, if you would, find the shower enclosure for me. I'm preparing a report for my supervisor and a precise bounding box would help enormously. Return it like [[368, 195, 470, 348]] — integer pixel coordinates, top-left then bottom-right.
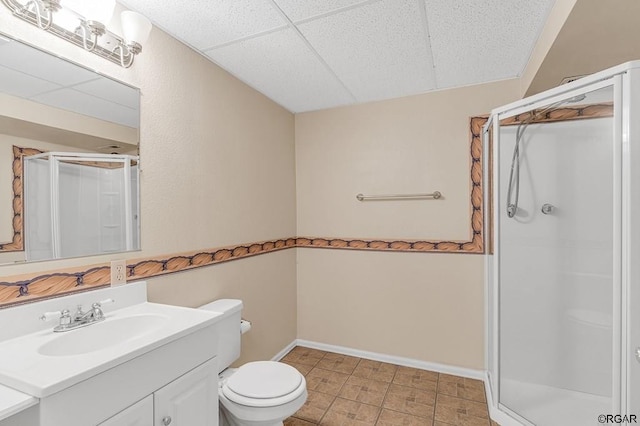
[[484, 62, 640, 425], [23, 152, 140, 261]]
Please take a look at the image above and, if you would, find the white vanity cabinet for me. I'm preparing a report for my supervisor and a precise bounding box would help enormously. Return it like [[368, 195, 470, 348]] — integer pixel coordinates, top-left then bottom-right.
[[99, 395, 153, 426], [100, 358, 218, 426], [0, 282, 222, 426], [154, 358, 218, 426]]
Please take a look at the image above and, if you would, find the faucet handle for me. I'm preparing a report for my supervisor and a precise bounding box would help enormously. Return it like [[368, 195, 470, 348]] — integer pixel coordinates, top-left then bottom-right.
[[91, 298, 114, 320], [40, 309, 68, 322], [96, 298, 115, 307], [40, 309, 72, 327], [73, 304, 87, 321], [59, 309, 72, 326]]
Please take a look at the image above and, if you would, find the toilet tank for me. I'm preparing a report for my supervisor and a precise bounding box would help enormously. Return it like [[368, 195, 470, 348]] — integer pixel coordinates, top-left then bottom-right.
[[199, 299, 243, 373]]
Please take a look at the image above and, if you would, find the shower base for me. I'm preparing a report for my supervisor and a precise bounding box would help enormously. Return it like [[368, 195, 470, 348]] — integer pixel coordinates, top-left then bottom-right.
[[500, 378, 610, 426]]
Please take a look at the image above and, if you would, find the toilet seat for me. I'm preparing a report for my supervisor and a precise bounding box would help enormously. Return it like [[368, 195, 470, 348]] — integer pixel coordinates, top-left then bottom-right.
[[222, 361, 305, 407]]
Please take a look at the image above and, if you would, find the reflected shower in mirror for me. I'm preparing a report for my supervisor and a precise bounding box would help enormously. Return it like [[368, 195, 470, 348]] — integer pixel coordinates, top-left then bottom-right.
[[24, 152, 140, 261], [0, 33, 141, 264]]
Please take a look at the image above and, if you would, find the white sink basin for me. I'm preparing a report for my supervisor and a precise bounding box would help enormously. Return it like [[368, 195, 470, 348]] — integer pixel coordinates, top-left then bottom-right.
[[38, 314, 170, 357], [0, 284, 222, 398]]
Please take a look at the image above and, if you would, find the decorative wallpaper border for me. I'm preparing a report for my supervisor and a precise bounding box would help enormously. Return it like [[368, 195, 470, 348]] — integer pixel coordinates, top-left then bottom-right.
[[0, 238, 297, 308], [501, 102, 613, 126], [296, 115, 486, 255], [0, 146, 41, 252]]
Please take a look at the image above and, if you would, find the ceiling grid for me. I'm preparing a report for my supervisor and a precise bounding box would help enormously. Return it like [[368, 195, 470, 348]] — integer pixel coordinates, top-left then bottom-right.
[[264, 0, 358, 104], [120, 0, 556, 113]]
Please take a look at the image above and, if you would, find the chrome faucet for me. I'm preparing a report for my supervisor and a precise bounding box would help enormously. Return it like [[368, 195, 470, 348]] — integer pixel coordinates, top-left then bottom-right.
[[40, 298, 115, 332]]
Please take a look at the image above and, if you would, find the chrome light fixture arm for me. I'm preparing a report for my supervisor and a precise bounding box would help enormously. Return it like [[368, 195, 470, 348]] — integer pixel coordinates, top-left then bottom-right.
[[76, 22, 98, 52], [22, 0, 59, 29], [113, 43, 135, 68]]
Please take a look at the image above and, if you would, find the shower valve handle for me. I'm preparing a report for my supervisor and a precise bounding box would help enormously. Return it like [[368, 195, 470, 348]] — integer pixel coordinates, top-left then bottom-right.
[[541, 203, 555, 215]]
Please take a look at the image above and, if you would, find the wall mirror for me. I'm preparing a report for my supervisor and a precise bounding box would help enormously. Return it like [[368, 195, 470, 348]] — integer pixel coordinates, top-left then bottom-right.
[[0, 32, 141, 264]]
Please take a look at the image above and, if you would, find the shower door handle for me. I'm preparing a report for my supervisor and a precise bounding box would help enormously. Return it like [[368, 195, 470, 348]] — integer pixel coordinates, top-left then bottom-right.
[[635, 347, 640, 363]]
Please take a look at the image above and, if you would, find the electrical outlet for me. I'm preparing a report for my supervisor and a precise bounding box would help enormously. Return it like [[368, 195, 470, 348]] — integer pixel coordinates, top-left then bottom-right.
[[111, 260, 127, 286]]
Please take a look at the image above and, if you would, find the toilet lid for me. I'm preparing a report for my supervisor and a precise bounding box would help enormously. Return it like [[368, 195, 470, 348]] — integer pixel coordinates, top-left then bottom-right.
[[225, 361, 302, 399]]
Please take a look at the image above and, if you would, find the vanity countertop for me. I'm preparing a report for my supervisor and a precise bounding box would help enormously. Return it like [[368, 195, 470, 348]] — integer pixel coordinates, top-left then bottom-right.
[[0, 384, 38, 421]]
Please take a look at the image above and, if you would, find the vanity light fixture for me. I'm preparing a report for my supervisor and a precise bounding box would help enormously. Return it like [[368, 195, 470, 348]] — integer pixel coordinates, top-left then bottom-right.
[[1, 0, 152, 68], [74, 0, 116, 51], [116, 10, 152, 67]]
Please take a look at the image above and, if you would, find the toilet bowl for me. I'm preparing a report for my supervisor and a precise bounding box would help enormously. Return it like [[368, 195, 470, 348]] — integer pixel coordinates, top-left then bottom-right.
[[199, 299, 307, 426]]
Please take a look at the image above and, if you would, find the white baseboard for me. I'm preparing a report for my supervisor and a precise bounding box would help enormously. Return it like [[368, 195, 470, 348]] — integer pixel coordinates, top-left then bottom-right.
[[271, 340, 298, 362], [278, 339, 484, 381]]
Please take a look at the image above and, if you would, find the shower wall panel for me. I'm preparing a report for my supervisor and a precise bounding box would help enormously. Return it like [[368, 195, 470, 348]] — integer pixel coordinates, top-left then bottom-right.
[[498, 114, 614, 421], [58, 162, 101, 258]]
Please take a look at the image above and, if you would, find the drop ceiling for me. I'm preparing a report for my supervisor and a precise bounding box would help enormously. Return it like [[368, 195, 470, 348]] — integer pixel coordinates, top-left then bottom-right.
[[120, 0, 556, 113]]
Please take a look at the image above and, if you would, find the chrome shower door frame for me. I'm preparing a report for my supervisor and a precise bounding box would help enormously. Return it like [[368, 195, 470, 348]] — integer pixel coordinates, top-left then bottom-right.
[[484, 62, 639, 425]]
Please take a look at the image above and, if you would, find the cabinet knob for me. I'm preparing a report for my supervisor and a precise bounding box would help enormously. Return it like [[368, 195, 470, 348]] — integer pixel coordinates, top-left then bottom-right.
[[162, 416, 172, 425]]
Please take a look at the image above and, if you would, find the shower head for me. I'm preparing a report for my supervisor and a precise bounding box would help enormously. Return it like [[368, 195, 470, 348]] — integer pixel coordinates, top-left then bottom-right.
[[567, 94, 586, 103]]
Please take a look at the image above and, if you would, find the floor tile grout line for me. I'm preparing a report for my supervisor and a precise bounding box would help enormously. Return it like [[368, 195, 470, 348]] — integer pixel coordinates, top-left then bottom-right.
[[379, 406, 435, 421], [434, 371, 440, 424], [433, 397, 439, 423], [283, 346, 493, 425], [315, 391, 336, 426]]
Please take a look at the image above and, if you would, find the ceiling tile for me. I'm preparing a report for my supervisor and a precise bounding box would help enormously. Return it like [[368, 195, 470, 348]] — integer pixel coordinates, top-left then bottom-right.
[[297, 0, 436, 104], [0, 65, 61, 98], [32, 89, 139, 128], [206, 28, 354, 112], [73, 78, 140, 110], [425, 0, 555, 89], [0, 40, 97, 86], [273, 0, 373, 22], [121, 0, 288, 50]]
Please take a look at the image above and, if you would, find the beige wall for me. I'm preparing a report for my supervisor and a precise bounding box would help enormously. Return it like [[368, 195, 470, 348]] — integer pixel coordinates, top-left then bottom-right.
[[148, 250, 297, 364], [0, 6, 297, 361], [525, 0, 640, 96], [519, 0, 577, 97], [297, 249, 485, 369], [295, 80, 521, 369]]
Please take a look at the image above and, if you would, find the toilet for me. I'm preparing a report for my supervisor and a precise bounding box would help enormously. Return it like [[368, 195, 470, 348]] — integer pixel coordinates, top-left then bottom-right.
[[199, 299, 307, 426]]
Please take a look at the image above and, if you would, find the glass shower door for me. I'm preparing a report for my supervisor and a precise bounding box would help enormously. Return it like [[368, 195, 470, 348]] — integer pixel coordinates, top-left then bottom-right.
[[496, 85, 617, 425]]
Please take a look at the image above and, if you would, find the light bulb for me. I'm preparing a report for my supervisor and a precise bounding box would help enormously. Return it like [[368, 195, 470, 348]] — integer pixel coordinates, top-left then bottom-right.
[[83, 0, 116, 24], [120, 11, 152, 46]]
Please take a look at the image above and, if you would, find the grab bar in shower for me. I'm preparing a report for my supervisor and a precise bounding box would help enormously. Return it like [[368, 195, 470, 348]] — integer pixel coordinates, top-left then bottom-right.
[[356, 191, 442, 201]]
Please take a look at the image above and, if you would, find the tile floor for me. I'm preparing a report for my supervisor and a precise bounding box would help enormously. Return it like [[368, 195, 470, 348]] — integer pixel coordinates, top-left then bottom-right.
[[279, 346, 500, 426]]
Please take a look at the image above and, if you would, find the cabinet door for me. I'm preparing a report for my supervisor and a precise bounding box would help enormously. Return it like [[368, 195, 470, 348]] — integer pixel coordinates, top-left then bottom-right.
[[154, 358, 218, 426], [99, 395, 153, 426]]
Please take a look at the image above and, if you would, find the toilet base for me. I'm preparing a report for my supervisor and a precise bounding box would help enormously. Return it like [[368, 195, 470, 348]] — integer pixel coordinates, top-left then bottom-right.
[[219, 408, 284, 426]]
